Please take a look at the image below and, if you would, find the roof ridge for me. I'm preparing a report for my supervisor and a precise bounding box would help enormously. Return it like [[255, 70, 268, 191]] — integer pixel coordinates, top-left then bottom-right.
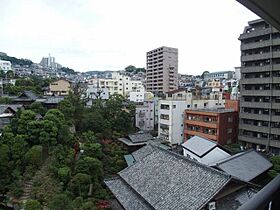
[[216, 149, 255, 166]]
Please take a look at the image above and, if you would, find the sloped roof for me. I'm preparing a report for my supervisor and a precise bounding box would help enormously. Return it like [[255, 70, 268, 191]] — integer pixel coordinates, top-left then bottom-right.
[[131, 144, 155, 161], [17, 90, 38, 100], [181, 136, 218, 157], [214, 149, 272, 182], [106, 146, 232, 210], [128, 133, 153, 143], [0, 104, 23, 114]]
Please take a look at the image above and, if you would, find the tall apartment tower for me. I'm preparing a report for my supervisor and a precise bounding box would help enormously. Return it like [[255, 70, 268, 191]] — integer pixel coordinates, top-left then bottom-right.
[[146, 46, 178, 95], [239, 19, 280, 154]]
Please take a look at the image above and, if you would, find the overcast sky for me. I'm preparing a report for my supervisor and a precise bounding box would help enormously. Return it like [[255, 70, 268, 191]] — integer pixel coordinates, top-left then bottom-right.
[[0, 0, 258, 75]]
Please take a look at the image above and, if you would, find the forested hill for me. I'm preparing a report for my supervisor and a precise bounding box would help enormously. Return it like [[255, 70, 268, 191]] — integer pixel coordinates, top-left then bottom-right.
[[0, 52, 33, 66]]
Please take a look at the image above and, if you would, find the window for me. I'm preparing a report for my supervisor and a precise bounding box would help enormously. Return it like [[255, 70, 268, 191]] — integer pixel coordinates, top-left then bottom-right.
[[228, 117, 233, 122], [173, 105, 176, 109], [227, 128, 233, 134]]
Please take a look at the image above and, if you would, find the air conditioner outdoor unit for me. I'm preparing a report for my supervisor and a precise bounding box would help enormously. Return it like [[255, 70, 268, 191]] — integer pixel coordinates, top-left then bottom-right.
[[208, 202, 216, 210]]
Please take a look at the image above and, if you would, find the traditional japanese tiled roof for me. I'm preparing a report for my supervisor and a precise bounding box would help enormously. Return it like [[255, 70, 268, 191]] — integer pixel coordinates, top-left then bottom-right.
[[0, 104, 23, 115], [213, 149, 272, 182], [105, 145, 232, 210], [128, 133, 154, 143], [131, 144, 155, 161]]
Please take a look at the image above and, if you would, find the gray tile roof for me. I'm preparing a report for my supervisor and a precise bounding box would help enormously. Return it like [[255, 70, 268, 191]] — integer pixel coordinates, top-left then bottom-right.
[[104, 177, 152, 210], [131, 144, 155, 161], [128, 133, 153, 143], [124, 155, 135, 166], [43, 96, 65, 104], [214, 149, 272, 182], [216, 187, 257, 210], [21, 90, 38, 100], [112, 146, 231, 210], [0, 104, 23, 114], [181, 136, 217, 157]]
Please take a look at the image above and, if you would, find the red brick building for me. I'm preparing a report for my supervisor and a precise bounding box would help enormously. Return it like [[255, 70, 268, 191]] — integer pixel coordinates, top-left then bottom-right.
[[184, 109, 238, 145]]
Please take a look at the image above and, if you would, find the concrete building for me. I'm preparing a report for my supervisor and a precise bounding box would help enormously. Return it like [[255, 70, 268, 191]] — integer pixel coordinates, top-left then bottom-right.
[[184, 109, 239, 145], [204, 71, 234, 80], [47, 79, 71, 96], [135, 100, 155, 131], [129, 91, 154, 103], [88, 72, 144, 97], [238, 19, 280, 154], [0, 60, 12, 73], [146, 46, 178, 95]]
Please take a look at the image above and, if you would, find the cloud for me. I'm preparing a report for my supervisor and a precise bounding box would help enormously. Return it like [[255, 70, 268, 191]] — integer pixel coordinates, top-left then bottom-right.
[[0, 0, 258, 74]]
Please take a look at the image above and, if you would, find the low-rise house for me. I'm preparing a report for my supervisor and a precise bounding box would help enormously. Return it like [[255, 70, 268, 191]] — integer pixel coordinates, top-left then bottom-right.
[[46, 79, 71, 96], [211, 149, 272, 182], [0, 104, 23, 129], [181, 136, 231, 165], [105, 145, 257, 210], [13, 90, 38, 105], [118, 132, 154, 147]]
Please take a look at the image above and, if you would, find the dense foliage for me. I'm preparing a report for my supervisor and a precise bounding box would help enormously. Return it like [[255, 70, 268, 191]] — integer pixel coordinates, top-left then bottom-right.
[[0, 54, 33, 66], [0, 88, 133, 209]]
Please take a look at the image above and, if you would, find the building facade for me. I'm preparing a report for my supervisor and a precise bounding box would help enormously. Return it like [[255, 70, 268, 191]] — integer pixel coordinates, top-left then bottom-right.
[[47, 79, 71, 96], [204, 71, 234, 80], [146, 46, 178, 95], [0, 60, 12, 73], [239, 19, 280, 154], [135, 100, 155, 131], [184, 109, 239, 145]]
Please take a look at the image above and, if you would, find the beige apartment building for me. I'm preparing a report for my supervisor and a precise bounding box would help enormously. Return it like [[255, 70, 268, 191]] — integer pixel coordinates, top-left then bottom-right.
[[46, 79, 71, 96], [146, 46, 178, 95]]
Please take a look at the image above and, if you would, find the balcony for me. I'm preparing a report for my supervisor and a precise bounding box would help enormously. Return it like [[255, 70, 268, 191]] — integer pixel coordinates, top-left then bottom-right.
[[238, 134, 268, 145], [272, 115, 280, 122], [272, 90, 280, 96], [241, 90, 271, 96], [240, 77, 272, 84], [271, 127, 280, 135], [239, 112, 270, 121], [184, 130, 217, 141], [239, 28, 271, 39], [241, 101, 271, 109], [239, 123, 269, 133], [241, 40, 271, 50], [241, 65, 271, 73], [273, 64, 280, 71], [241, 52, 271, 62], [184, 119, 218, 129]]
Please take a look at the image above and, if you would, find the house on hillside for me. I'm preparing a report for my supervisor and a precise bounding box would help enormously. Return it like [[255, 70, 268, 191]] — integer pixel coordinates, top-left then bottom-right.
[[181, 135, 231, 165], [12, 90, 38, 105], [105, 145, 258, 210], [0, 104, 23, 129], [45, 79, 71, 96]]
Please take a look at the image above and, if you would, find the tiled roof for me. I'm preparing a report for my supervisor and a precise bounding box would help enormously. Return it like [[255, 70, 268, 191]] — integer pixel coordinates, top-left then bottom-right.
[[181, 136, 217, 157], [22, 90, 38, 100], [131, 144, 155, 161], [213, 149, 272, 182], [0, 104, 23, 114], [107, 146, 231, 210], [128, 133, 153, 143], [124, 155, 135, 167], [216, 187, 257, 210], [104, 177, 151, 210]]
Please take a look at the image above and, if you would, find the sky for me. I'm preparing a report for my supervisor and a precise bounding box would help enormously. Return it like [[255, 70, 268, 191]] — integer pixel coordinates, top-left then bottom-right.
[[0, 0, 259, 75]]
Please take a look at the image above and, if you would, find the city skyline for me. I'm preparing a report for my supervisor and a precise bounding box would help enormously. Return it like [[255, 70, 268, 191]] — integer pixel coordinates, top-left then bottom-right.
[[0, 0, 258, 74]]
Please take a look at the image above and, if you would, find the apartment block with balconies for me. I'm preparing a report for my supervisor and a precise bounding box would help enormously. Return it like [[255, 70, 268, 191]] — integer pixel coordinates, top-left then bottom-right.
[[239, 19, 280, 154], [146, 46, 178, 95], [184, 109, 238, 145]]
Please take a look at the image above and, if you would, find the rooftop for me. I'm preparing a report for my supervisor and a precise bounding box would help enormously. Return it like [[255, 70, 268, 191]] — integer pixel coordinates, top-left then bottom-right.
[[105, 145, 232, 210], [212, 149, 273, 182]]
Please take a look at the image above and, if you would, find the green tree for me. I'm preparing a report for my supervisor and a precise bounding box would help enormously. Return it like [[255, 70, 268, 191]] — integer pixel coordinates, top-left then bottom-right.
[[24, 145, 43, 169], [68, 173, 91, 198], [49, 194, 73, 210], [75, 157, 103, 180], [17, 110, 36, 134], [268, 155, 280, 178], [29, 102, 46, 115], [24, 199, 42, 210], [57, 166, 71, 184], [0, 143, 10, 194]]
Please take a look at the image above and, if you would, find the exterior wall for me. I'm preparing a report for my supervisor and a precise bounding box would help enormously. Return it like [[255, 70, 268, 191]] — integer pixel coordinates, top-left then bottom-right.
[[0, 60, 12, 73], [158, 100, 190, 145], [239, 19, 280, 154], [86, 85, 109, 100], [183, 147, 231, 165], [135, 101, 154, 131], [129, 91, 154, 103], [146, 46, 178, 95], [49, 79, 71, 96], [204, 71, 234, 80], [184, 110, 238, 145], [225, 99, 240, 112]]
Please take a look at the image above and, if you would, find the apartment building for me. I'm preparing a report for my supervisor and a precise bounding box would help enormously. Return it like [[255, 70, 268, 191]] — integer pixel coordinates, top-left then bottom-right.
[[239, 19, 280, 154], [88, 72, 144, 97], [135, 100, 155, 131], [46, 79, 71, 96], [184, 109, 238, 145], [158, 89, 226, 145], [146, 46, 178, 95]]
